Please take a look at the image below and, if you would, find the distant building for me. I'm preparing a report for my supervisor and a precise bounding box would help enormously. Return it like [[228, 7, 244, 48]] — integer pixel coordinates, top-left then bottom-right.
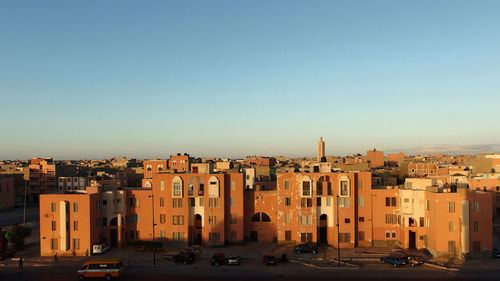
[[367, 149, 384, 168], [0, 177, 15, 211], [317, 137, 325, 162], [29, 158, 56, 202]]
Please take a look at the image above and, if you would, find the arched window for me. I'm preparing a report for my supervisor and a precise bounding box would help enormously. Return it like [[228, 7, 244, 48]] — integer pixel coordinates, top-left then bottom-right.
[[146, 165, 152, 171], [251, 213, 261, 222], [261, 213, 271, 222], [251, 212, 271, 222], [144, 181, 152, 188]]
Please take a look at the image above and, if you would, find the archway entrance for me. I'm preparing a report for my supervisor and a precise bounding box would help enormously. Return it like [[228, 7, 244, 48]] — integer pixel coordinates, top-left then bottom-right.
[[318, 214, 327, 244], [193, 214, 202, 245], [409, 230, 416, 248]]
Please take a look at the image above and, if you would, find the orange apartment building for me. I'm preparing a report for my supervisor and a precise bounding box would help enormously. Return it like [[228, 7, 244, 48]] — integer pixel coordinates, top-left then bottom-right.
[[29, 157, 56, 202], [39, 154, 495, 259]]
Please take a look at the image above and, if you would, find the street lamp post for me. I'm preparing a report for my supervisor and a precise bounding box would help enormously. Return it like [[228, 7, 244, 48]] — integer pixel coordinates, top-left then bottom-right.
[[23, 181, 27, 225], [148, 194, 156, 266], [336, 194, 341, 267]]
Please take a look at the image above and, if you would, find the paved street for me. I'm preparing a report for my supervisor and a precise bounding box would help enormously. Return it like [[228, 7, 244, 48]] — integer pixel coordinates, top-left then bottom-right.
[[0, 206, 39, 227]]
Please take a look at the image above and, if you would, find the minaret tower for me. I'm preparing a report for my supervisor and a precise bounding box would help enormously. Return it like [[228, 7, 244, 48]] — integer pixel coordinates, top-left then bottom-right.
[[317, 136, 325, 161]]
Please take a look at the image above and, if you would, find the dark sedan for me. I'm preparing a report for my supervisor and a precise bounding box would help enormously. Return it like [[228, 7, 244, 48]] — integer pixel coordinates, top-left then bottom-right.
[[172, 252, 195, 264], [294, 243, 319, 254]]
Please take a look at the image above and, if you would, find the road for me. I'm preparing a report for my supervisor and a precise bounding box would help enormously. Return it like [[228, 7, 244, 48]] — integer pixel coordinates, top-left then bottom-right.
[[1, 258, 499, 281], [0, 206, 39, 227]]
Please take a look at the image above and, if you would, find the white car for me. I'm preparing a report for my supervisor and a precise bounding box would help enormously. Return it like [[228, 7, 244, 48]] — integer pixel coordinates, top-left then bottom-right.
[[92, 243, 110, 255]]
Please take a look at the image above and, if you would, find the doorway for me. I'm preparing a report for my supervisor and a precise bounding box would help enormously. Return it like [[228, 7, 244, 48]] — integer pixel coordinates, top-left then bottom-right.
[[318, 214, 327, 244], [408, 230, 416, 248], [110, 229, 118, 248], [250, 231, 258, 242]]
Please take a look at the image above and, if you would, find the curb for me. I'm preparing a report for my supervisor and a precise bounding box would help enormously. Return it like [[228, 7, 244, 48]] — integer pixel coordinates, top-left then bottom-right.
[[289, 259, 360, 270], [423, 262, 460, 271]]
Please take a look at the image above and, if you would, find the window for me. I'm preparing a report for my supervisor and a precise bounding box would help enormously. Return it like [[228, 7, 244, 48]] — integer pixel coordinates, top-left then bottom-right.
[[419, 217, 424, 227], [449, 221, 455, 232], [190, 198, 195, 207], [359, 231, 365, 241], [198, 183, 204, 195], [172, 198, 183, 208], [285, 214, 291, 224], [301, 233, 313, 243], [230, 231, 236, 241], [449, 202, 455, 213], [73, 221, 78, 231], [159, 197, 164, 207], [187, 184, 193, 196], [358, 197, 364, 207], [261, 213, 271, 222], [317, 197, 322, 206], [339, 233, 350, 243], [339, 198, 349, 207], [160, 181, 165, 191], [385, 214, 397, 224], [302, 181, 311, 196], [73, 202, 78, 212], [173, 182, 182, 197], [385, 232, 391, 238], [173, 215, 184, 225], [208, 198, 219, 207], [301, 198, 313, 207], [173, 232, 184, 242], [160, 214, 166, 224], [209, 232, 220, 243], [199, 197, 204, 207], [426, 200, 430, 211], [285, 180, 290, 189], [391, 197, 397, 206], [208, 179, 219, 197], [73, 238, 80, 250], [345, 218, 350, 223], [51, 221, 56, 231], [340, 180, 349, 197], [359, 180, 363, 190], [473, 202, 479, 212], [300, 215, 312, 225], [208, 216, 218, 225], [231, 181, 235, 190], [359, 217, 364, 222], [51, 238, 58, 250], [474, 221, 479, 232], [230, 197, 235, 207], [102, 217, 107, 226], [285, 197, 291, 206], [285, 230, 292, 241], [448, 241, 456, 253], [102, 200, 107, 206], [160, 230, 166, 238], [251, 213, 261, 222], [385, 197, 390, 206], [317, 182, 323, 195], [326, 197, 331, 207], [230, 214, 236, 224], [51, 203, 56, 212]]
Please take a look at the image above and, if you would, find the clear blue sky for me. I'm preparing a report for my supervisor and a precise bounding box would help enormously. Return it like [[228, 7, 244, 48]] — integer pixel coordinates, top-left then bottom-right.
[[1, 0, 499, 159]]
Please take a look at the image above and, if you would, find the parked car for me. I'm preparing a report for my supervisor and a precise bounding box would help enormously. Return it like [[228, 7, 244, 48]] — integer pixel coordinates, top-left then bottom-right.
[[492, 248, 500, 258], [226, 255, 240, 265], [263, 254, 277, 265], [407, 256, 424, 267], [172, 251, 195, 264], [92, 243, 110, 255], [211, 252, 226, 266], [380, 255, 407, 267], [294, 243, 319, 254]]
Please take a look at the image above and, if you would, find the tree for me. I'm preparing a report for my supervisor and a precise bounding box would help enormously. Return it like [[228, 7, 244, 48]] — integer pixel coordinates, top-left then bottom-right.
[[10, 224, 32, 250]]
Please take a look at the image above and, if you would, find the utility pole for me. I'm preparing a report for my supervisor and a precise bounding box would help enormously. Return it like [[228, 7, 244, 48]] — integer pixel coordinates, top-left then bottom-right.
[[23, 181, 27, 225], [336, 194, 340, 267], [148, 194, 156, 266]]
